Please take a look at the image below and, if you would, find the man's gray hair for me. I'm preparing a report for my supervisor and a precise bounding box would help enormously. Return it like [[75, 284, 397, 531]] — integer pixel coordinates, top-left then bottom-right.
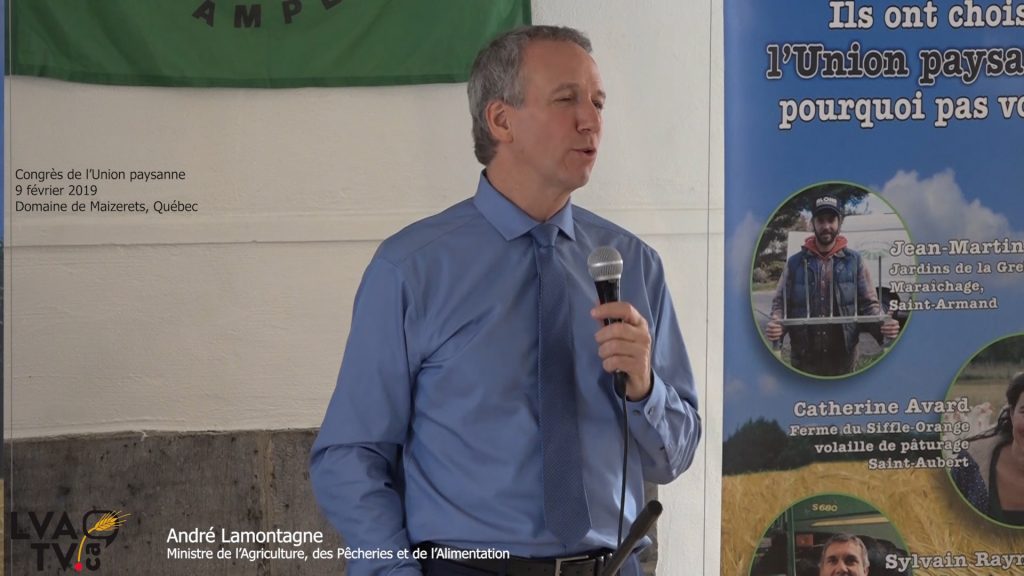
[[820, 533, 870, 571], [467, 25, 592, 165]]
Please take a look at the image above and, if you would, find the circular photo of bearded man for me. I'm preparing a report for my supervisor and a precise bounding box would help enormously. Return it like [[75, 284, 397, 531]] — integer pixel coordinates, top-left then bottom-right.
[[751, 182, 911, 379]]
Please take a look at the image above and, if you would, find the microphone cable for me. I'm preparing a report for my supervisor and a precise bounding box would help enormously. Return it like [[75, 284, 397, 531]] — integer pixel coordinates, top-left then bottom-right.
[[616, 374, 628, 547]]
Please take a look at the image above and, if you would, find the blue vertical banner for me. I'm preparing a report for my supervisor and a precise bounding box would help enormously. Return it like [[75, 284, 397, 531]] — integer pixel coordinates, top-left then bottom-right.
[[724, 1, 1024, 575]]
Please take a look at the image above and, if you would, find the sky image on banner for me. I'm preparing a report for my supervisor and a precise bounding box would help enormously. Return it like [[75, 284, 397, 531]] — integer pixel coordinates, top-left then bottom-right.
[[724, 1, 1024, 575], [5, 0, 530, 87]]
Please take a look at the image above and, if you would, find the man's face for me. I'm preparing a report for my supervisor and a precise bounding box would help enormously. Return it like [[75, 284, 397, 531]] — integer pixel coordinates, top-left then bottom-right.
[[504, 40, 604, 197], [820, 541, 868, 576], [812, 212, 841, 249]]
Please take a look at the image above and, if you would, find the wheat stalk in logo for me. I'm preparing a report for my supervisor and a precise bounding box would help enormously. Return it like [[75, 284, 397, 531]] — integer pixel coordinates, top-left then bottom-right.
[[74, 511, 130, 572]]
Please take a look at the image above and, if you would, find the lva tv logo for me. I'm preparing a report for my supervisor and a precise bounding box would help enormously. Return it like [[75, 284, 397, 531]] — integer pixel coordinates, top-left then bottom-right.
[[10, 510, 130, 571]]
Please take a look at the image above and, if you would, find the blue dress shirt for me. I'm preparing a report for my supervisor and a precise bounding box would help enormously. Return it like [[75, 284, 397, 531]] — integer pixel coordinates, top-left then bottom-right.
[[310, 174, 701, 576]]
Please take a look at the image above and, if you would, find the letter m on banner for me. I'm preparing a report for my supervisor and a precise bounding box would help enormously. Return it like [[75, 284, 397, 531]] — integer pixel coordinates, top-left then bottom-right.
[[5, 0, 530, 87]]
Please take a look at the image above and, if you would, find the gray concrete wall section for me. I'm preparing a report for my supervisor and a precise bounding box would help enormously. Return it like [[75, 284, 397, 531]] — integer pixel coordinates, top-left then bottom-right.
[[5, 430, 659, 575]]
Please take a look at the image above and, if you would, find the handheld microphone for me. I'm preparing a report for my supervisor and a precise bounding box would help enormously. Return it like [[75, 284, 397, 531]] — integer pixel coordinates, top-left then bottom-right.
[[589, 246, 638, 549], [588, 246, 623, 312], [587, 247, 627, 397]]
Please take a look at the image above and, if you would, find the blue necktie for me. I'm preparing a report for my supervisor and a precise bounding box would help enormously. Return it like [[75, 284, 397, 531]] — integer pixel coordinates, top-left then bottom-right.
[[531, 223, 591, 545]]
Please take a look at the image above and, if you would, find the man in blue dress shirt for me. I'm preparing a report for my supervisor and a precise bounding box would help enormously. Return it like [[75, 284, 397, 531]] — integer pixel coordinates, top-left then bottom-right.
[[310, 25, 702, 576]]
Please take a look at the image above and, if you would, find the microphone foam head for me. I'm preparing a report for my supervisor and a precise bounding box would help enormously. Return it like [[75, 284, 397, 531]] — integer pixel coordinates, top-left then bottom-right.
[[588, 246, 623, 282]]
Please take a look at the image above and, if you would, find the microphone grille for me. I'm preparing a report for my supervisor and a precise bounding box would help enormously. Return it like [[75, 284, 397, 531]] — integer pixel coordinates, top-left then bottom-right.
[[588, 246, 623, 282]]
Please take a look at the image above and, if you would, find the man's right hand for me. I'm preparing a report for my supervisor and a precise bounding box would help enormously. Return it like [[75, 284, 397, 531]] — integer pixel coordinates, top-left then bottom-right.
[[880, 316, 900, 339], [765, 319, 783, 341]]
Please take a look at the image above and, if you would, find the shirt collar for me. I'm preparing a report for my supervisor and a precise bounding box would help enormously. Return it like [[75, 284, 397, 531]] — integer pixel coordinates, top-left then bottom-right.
[[473, 172, 576, 242]]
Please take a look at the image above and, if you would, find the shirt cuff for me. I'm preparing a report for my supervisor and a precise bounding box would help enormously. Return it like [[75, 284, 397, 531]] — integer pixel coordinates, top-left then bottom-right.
[[625, 370, 666, 425]]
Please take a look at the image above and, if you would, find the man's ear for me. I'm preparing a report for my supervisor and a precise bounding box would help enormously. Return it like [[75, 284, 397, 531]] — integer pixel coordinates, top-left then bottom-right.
[[485, 100, 513, 144]]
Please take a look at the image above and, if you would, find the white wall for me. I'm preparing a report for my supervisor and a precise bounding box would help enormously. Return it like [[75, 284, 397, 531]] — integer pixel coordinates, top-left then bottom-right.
[[5, 1, 723, 572]]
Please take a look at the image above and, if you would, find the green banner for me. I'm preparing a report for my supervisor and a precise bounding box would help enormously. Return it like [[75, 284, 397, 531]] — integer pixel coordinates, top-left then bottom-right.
[[7, 0, 530, 87]]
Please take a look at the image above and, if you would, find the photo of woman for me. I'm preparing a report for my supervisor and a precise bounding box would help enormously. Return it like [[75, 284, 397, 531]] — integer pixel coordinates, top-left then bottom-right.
[[951, 369, 1024, 527]]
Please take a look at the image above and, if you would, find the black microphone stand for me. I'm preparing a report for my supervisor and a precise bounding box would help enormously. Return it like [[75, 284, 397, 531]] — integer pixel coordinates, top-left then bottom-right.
[[599, 500, 662, 576]]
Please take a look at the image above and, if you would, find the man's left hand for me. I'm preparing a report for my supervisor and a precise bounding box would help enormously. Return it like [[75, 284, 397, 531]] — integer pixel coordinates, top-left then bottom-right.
[[592, 302, 652, 401]]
